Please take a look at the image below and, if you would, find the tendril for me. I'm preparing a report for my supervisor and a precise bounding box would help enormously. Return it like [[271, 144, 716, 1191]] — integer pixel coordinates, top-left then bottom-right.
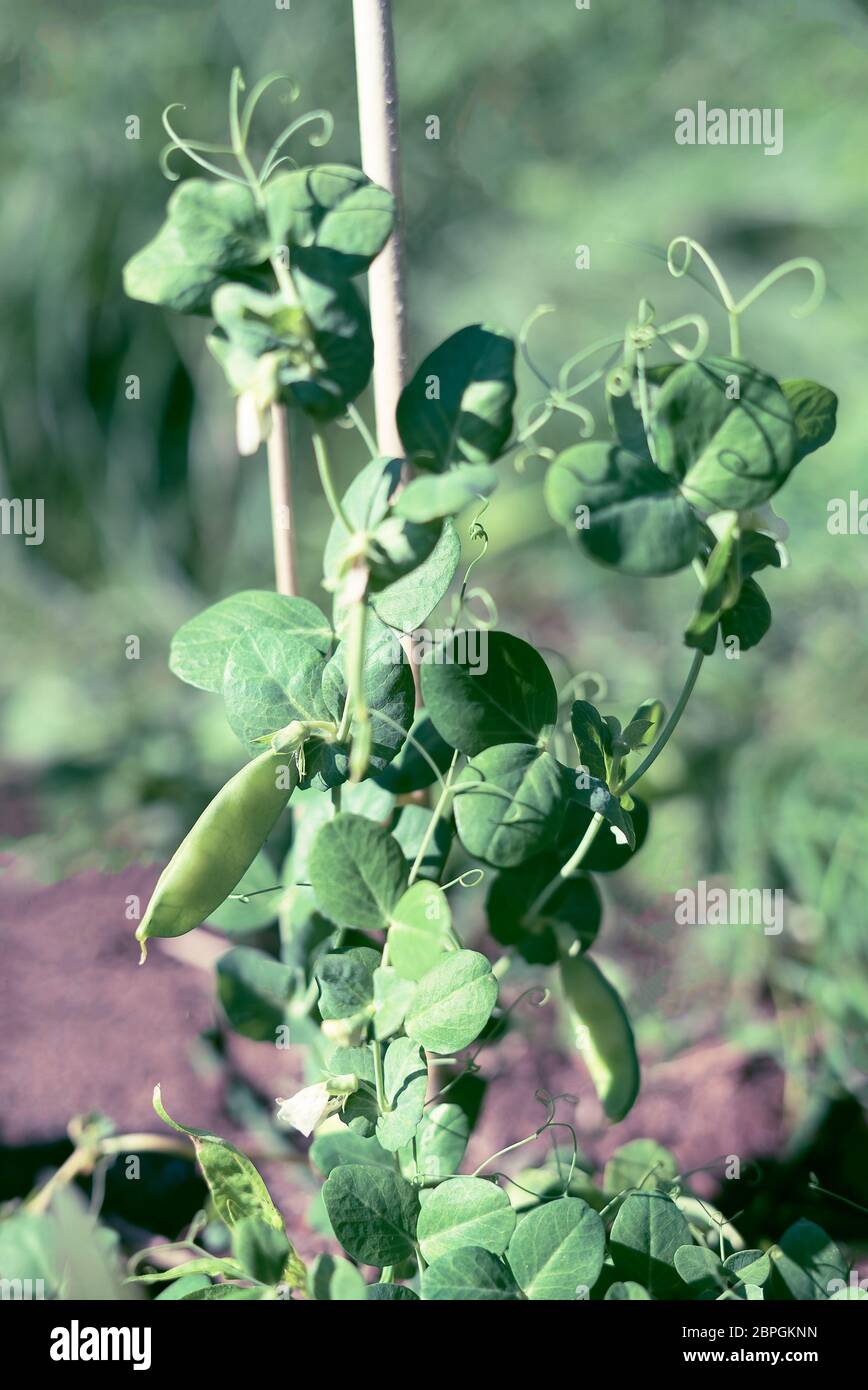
[[518, 304, 556, 389], [667, 235, 826, 358], [260, 110, 335, 183], [513, 442, 555, 474], [160, 106, 248, 185], [240, 72, 300, 146], [440, 867, 485, 892]]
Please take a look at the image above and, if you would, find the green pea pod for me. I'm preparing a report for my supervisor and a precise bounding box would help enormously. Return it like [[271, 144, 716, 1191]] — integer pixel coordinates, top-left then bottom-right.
[[559, 954, 640, 1123], [137, 750, 297, 962]]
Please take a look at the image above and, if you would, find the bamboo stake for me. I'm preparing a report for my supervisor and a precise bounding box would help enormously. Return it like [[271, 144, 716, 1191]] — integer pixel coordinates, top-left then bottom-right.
[[352, 0, 409, 457], [267, 404, 299, 596]]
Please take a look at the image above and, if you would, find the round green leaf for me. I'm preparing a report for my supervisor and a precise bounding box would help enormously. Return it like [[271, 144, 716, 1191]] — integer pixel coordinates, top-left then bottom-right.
[[653, 356, 795, 512], [376, 1038, 428, 1152], [389, 881, 452, 980], [603, 1140, 677, 1197], [322, 1164, 420, 1267], [315, 946, 380, 1021], [781, 378, 837, 463], [374, 708, 455, 793], [222, 626, 330, 751], [545, 441, 700, 576], [674, 1244, 729, 1296], [605, 1280, 652, 1300], [487, 856, 601, 965], [171, 591, 332, 694], [609, 1192, 693, 1298], [393, 463, 499, 522], [308, 1252, 367, 1301], [216, 946, 293, 1041], [309, 813, 407, 932], [412, 1103, 470, 1181], [397, 324, 517, 473], [367, 1282, 420, 1300], [417, 1177, 516, 1263], [421, 1246, 520, 1301], [421, 630, 557, 755], [506, 1197, 606, 1299], [454, 744, 568, 868], [404, 949, 497, 1053]]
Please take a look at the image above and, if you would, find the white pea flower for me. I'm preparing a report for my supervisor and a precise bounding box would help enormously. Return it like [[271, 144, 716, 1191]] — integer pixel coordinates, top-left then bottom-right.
[[236, 390, 266, 456], [275, 1082, 342, 1138], [707, 502, 790, 567]]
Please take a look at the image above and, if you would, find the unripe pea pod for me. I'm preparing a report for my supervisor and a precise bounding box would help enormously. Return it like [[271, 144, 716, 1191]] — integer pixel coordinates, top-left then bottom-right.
[[136, 749, 298, 963], [559, 953, 640, 1123]]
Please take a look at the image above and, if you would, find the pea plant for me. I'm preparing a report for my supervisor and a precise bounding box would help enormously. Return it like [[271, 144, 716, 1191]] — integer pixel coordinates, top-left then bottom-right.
[[119, 60, 850, 1302]]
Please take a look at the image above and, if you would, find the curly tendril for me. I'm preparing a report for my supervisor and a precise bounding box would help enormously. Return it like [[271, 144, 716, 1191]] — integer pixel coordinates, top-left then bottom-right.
[[260, 110, 335, 183], [666, 235, 826, 358]]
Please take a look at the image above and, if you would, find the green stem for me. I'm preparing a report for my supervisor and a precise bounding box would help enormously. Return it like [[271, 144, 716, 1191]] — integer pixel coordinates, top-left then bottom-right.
[[620, 649, 704, 794], [372, 1039, 390, 1112], [524, 811, 605, 924], [408, 750, 459, 886], [312, 430, 354, 532]]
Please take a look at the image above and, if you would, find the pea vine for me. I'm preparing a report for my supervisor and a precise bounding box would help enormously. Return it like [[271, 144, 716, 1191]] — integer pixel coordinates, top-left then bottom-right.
[[121, 64, 846, 1302]]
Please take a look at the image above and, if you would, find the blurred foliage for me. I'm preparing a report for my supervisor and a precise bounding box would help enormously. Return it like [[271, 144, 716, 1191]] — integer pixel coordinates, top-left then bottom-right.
[[1, 0, 867, 1097]]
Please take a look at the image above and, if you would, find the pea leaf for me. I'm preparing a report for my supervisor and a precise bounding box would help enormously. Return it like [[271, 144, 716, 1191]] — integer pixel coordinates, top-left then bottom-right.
[[421, 631, 557, 756], [404, 949, 497, 1053], [374, 709, 455, 793], [559, 795, 650, 874], [674, 1245, 729, 1297], [163, 178, 270, 269], [170, 591, 331, 694], [319, 612, 416, 785], [231, 1217, 291, 1286], [222, 626, 330, 753], [417, 1178, 516, 1263], [570, 700, 611, 782], [487, 856, 601, 965], [412, 1103, 470, 1181], [421, 1246, 521, 1300], [322, 1164, 420, 1266], [769, 1218, 847, 1300], [545, 441, 700, 577], [609, 1192, 692, 1297], [325, 458, 462, 632], [315, 946, 380, 1020], [264, 165, 395, 277], [372, 966, 417, 1040], [454, 744, 568, 868], [155, 1273, 213, 1300], [652, 357, 796, 512], [724, 1249, 771, 1288], [310, 1129, 391, 1176], [281, 255, 374, 420], [780, 378, 837, 463], [506, 1197, 606, 1299], [605, 1280, 652, 1300], [216, 946, 293, 1041], [367, 1283, 420, 1300], [389, 881, 452, 980], [307, 1252, 367, 1301], [720, 577, 771, 652], [393, 463, 499, 523], [603, 1139, 678, 1196], [309, 813, 408, 931], [397, 325, 517, 473], [152, 1086, 305, 1289], [376, 1037, 428, 1152]]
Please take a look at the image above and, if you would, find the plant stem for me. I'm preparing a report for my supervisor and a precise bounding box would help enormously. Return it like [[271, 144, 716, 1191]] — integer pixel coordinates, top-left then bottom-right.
[[620, 649, 705, 793], [312, 430, 353, 533], [525, 811, 606, 924], [407, 750, 459, 886], [372, 1039, 390, 1112], [267, 405, 298, 596], [352, 0, 408, 457]]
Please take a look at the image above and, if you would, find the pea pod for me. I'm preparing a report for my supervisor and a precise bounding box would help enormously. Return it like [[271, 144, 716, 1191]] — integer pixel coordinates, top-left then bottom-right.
[[136, 750, 297, 962], [559, 954, 640, 1123]]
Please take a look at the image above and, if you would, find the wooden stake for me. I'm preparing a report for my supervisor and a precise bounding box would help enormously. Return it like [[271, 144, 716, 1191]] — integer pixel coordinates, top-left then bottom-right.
[[267, 403, 299, 596]]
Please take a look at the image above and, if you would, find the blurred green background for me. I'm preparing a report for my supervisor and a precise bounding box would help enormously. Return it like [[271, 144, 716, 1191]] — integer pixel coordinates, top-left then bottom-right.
[[1, 0, 866, 1115]]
